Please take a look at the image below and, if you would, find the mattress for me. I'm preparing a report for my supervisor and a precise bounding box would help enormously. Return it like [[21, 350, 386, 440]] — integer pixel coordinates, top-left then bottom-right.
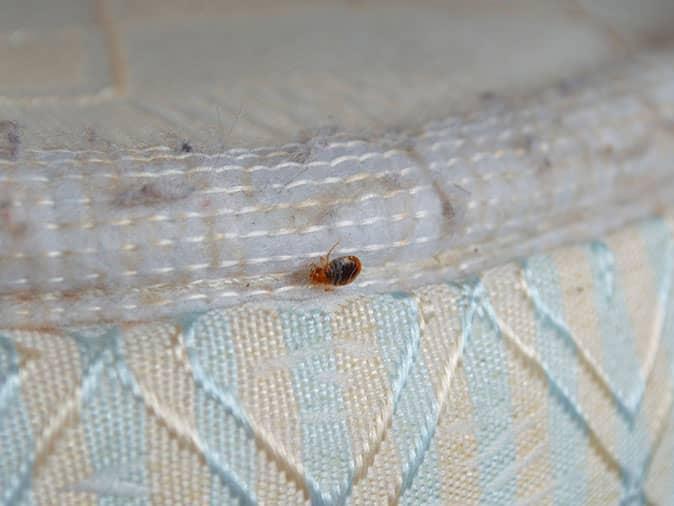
[[2, 1, 674, 504]]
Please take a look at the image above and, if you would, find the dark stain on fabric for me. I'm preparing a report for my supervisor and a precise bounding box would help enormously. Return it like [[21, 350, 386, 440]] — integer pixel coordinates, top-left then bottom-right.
[[0, 199, 27, 237], [479, 91, 497, 101], [86, 127, 98, 144], [0, 121, 20, 160], [397, 139, 470, 231], [557, 76, 588, 96], [114, 179, 194, 207]]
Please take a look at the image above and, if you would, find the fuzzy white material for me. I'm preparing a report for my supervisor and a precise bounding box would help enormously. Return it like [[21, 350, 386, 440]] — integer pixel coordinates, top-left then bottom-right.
[[2, 1, 674, 326], [2, 49, 674, 326]]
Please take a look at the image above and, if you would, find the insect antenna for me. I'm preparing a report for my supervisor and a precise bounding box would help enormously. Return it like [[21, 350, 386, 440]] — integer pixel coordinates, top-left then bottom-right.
[[326, 241, 340, 263]]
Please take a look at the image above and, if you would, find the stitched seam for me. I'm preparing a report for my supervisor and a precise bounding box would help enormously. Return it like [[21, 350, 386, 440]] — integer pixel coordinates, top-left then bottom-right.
[[2, 125, 659, 262], [5, 58, 665, 165], [37, 184, 431, 232], [4, 162, 670, 287], [4, 183, 674, 318], [3, 113, 659, 240], [9, 165, 417, 209], [4, 141, 663, 263], [4, 201, 673, 325], [0, 110, 646, 182]]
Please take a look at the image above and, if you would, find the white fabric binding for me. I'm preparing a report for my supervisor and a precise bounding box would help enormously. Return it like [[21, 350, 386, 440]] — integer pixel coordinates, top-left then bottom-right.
[[1, 49, 674, 326]]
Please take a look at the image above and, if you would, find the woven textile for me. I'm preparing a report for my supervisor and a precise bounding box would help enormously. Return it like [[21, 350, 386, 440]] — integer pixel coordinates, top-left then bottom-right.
[[3, 47, 674, 328], [3, 3, 674, 504], [2, 215, 673, 505]]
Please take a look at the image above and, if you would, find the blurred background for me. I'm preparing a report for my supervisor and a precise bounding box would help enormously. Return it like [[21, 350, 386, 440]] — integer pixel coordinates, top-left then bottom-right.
[[2, 0, 674, 152]]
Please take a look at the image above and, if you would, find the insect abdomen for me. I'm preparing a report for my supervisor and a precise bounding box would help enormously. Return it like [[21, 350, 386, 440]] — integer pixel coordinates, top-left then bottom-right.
[[326, 256, 362, 286]]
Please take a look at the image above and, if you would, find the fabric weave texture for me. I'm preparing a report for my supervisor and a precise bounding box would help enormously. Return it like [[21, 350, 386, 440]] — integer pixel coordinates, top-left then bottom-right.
[[2, 215, 673, 505]]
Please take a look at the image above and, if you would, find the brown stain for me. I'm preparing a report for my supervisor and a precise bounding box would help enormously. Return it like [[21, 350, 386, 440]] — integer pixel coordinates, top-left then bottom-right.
[[139, 284, 170, 307], [85, 127, 98, 144], [13, 341, 42, 367], [113, 180, 195, 207], [0, 199, 28, 237], [240, 163, 255, 199], [513, 134, 536, 153], [286, 144, 311, 165], [406, 142, 470, 233], [479, 91, 497, 101], [0, 121, 20, 160], [205, 214, 221, 275], [557, 76, 588, 96]]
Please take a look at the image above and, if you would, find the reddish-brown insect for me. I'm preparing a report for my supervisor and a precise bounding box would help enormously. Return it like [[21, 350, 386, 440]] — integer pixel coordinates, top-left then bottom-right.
[[309, 243, 362, 288]]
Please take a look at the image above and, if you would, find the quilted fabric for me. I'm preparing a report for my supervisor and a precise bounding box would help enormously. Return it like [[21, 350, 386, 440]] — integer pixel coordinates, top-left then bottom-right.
[[2, 215, 673, 505], [3, 48, 674, 328], [3, 2, 674, 505]]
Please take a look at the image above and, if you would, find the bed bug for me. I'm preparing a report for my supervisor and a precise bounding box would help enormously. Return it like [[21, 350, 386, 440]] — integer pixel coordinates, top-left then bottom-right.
[[309, 243, 362, 288]]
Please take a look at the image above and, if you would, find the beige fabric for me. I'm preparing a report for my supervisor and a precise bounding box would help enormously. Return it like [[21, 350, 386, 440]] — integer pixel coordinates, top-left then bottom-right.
[[0, 0, 672, 150], [2, 215, 671, 504], [2, 3, 674, 504]]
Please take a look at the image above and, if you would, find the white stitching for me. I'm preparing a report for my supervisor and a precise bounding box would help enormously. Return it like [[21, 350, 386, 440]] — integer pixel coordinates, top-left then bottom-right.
[[8, 165, 415, 209], [1, 157, 660, 296], [38, 184, 431, 232], [1, 203, 668, 320], [0, 162, 624, 265], [0, 148, 412, 176], [2, 172, 654, 297]]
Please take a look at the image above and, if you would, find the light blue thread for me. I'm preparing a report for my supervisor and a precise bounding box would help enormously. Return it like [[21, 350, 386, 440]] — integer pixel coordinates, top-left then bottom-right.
[[4, 330, 113, 506], [619, 222, 673, 416], [639, 218, 674, 389], [0, 335, 23, 418], [591, 241, 615, 299], [397, 282, 480, 500], [524, 256, 587, 506], [366, 293, 439, 505], [478, 292, 636, 488], [639, 219, 674, 504], [302, 291, 430, 505], [460, 281, 518, 505], [181, 313, 309, 503], [279, 308, 354, 506], [73, 328, 146, 506], [181, 312, 258, 505], [619, 486, 646, 506], [110, 324, 257, 506], [590, 240, 644, 415], [626, 219, 674, 498], [521, 263, 634, 418], [0, 335, 35, 506], [588, 241, 649, 488], [181, 313, 259, 436], [641, 219, 674, 504], [73, 327, 146, 506]]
